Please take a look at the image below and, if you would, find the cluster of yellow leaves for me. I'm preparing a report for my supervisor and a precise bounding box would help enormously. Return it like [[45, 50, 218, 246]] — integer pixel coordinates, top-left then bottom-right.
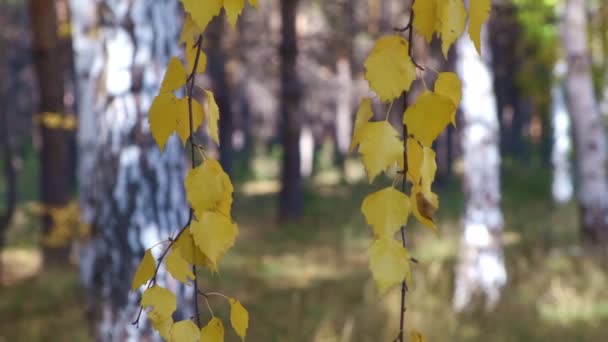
[[28, 201, 90, 247], [352, 0, 490, 298], [132, 1, 257, 341], [412, 0, 491, 56]]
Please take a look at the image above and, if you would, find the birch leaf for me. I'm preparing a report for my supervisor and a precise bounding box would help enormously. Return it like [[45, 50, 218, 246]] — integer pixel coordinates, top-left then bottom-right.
[[175, 97, 205, 144], [179, 15, 200, 45], [204, 90, 220, 145], [180, 0, 223, 31], [407, 138, 423, 184], [166, 249, 195, 283], [413, 0, 437, 43], [186, 39, 207, 74], [190, 211, 238, 270], [131, 249, 155, 290], [170, 320, 200, 342], [403, 91, 455, 147], [142, 286, 177, 318], [149, 93, 180, 151], [350, 98, 374, 152], [161, 57, 188, 93], [468, 0, 491, 55], [357, 121, 404, 183], [368, 238, 412, 294], [149, 311, 174, 340], [410, 331, 427, 342], [364, 35, 416, 102], [173, 229, 213, 267], [200, 317, 224, 342], [411, 184, 439, 233], [361, 187, 411, 238], [223, 0, 245, 28], [439, 0, 467, 58], [434, 72, 462, 113], [229, 298, 249, 340], [185, 159, 232, 220]]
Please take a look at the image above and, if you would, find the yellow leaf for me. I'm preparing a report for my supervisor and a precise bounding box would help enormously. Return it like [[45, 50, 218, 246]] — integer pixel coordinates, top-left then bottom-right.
[[368, 238, 412, 294], [161, 57, 188, 93], [200, 317, 224, 341], [175, 97, 205, 144], [173, 229, 213, 267], [350, 98, 374, 152], [185, 159, 233, 220], [149, 311, 174, 340], [420, 147, 437, 196], [186, 38, 207, 74], [248, 0, 258, 9], [413, 0, 437, 43], [364, 35, 416, 102], [180, 15, 201, 45], [180, 0, 223, 31], [229, 298, 249, 341], [190, 211, 238, 270], [204, 90, 220, 145], [411, 184, 439, 232], [166, 249, 195, 283], [170, 320, 200, 342], [403, 91, 455, 147], [357, 121, 404, 183], [438, 0, 467, 58], [361, 187, 411, 238], [223, 0, 245, 28], [407, 138, 423, 184], [410, 331, 427, 342], [132, 249, 155, 290], [468, 0, 491, 55], [142, 286, 177, 318], [434, 72, 461, 123], [149, 93, 180, 151]]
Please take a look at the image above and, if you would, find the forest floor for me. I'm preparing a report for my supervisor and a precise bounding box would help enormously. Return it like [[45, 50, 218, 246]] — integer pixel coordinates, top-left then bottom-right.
[[1, 162, 608, 341]]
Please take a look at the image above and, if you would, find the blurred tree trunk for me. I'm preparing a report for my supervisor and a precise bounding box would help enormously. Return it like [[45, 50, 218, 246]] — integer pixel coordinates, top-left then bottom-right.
[[29, 0, 71, 265], [70, 0, 192, 339], [562, 0, 608, 244], [206, 16, 234, 175], [279, 0, 303, 221], [453, 26, 506, 311], [550, 67, 573, 204]]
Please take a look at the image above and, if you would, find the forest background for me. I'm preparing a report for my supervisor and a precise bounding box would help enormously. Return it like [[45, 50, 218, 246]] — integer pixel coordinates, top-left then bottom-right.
[[1, 0, 608, 341]]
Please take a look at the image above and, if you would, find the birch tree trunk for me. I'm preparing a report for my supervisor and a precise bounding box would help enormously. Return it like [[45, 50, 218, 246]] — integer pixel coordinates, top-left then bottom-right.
[[453, 26, 506, 311], [562, 0, 608, 244], [551, 63, 573, 204], [70, 1, 191, 339]]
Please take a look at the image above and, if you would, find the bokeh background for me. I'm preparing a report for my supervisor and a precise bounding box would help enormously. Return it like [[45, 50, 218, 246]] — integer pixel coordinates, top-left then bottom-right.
[[1, 0, 608, 341]]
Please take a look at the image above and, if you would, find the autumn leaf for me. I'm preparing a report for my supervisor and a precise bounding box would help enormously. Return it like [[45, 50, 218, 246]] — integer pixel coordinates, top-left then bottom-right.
[[364, 35, 416, 102], [200, 317, 224, 341], [180, 0, 223, 32], [468, 0, 492, 55], [356, 121, 404, 183], [132, 249, 155, 290], [149, 93, 180, 151], [438, 0, 467, 58], [350, 98, 374, 152], [170, 320, 200, 342], [179, 15, 200, 45], [190, 211, 239, 270], [406, 138, 423, 184], [142, 286, 177, 319], [223, 0, 245, 28], [361, 187, 411, 238], [413, 0, 437, 43], [368, 238, 412, 294], [186, 38, 207, 74], [434, 72, 462, 113], [204, 90, 220, 145], [410, 331, 427, 342], [403, 91, 455, 147], [161, 57, 188, 93], [166, 249, 195, 283], [411, 184, 439, 233], [173, 229, 214, 267], [185, 159, 233, 220], [149, 311, 174, 340], [175, 97, 205, 144], [229, 298, 249, 340]]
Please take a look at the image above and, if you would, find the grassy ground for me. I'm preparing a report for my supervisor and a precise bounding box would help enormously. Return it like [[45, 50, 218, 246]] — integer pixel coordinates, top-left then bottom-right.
[[1, 163, 608, 341]]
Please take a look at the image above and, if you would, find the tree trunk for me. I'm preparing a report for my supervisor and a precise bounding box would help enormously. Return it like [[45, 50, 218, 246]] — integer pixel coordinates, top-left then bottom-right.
[[29, 0, 71, 265], [550, 65, 573, 204], [279, 0, 303, 221], [562, 0, 608, 244], [453, 25, 506, 311], [69, 0, 191, 339], [206, 16, 234, 175]]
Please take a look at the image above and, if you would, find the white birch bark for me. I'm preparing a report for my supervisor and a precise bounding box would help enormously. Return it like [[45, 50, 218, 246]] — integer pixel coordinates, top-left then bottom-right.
[[562, 0, 608, 243], [70, 1, 192, 340], [453, 27, 506, 311], [551, 62, 573, 204]]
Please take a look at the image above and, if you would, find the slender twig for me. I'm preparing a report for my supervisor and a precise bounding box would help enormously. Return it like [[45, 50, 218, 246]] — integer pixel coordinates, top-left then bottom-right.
[[187, 34, 204, 328]]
